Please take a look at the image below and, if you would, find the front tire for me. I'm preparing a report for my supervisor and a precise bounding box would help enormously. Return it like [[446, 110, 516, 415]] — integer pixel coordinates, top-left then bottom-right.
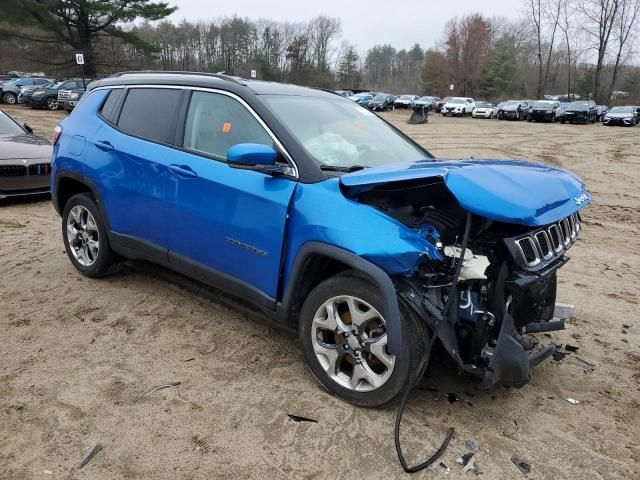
[[45, 97, 58, 110], [299, 272, 428, 407], [62, 193, 120, 277]]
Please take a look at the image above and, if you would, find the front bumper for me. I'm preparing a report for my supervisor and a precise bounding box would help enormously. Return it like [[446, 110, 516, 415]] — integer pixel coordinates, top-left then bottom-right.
[[499, 110, 520, 119], [603, 117, 634, 126]]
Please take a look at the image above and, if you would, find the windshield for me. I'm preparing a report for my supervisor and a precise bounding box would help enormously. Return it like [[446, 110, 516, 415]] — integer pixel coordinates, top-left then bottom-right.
[[504, 101, 520, 106], [609, 106, 633, 113], [476, 102, 491, 108], [533, 101, 554, 108], [568, 101, 589, 109], [448, 98, 464, 104], [399, 95, 412, 100], [0, 112, 24, 135], [373, 94, 387, 101], [263, 96, 431, 168]]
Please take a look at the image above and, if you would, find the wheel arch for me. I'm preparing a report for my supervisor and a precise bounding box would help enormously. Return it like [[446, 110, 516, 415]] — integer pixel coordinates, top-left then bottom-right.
[[278, 242, 403, 356], [53, 170, 111, 231]]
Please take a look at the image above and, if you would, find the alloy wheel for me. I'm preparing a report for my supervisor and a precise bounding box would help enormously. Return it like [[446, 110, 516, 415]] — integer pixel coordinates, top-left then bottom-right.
[[311, 295, 395, 392], [46, 98, 58, 110], [4, 93, 16, 104], [66, 205, 100, 266]]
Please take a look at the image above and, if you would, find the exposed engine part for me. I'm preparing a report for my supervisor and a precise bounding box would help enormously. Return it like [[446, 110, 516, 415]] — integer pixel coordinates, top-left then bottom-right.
[[444, 246, 490, 281]]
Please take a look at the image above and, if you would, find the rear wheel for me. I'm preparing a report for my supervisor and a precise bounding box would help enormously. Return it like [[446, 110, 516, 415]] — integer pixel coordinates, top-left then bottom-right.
[[299, 272, 429, 407], [2, 92, 17, 104], [62, 193, 120, 277]]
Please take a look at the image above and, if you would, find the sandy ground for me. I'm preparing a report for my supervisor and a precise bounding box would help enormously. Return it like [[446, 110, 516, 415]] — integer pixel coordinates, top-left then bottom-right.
[[1, 104, 639, 479]]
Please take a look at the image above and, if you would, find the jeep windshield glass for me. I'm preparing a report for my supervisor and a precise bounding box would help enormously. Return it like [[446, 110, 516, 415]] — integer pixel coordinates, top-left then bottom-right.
[[263, 96, 432, 168], [0, 112, 24, 135]]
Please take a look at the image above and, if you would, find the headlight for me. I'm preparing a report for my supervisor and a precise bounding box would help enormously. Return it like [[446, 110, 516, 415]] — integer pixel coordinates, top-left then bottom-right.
[[33, 90, 45, 95], [70, 92, 81, 99]]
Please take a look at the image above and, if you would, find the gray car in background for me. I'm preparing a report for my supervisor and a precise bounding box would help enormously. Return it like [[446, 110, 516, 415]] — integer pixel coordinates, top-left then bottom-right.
[[0, 77, 50, 105], [0, 109, 52, 200]]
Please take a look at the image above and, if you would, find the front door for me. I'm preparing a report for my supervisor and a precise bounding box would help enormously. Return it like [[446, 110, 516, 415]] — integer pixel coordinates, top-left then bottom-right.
[[165, 90, 297, 303]]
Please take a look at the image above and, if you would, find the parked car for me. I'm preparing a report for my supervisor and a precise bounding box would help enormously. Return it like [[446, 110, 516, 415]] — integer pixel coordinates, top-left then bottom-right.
[[596, 105, 609, 122], [497, 100, 529, 120], [335, 90, 353, 97], [527, 100, 561, 122], [51, 71, 590, 406], [441, 97, 475, 116], [471, 101, 495, 119], [394, 95, 419, 109], [0, 109, 52, 200], [411, 96, 440, 110], [560, 100, 598, 124], [361, 93, 395, 111], [0, 77, 50, 104], [348, 92, 373, 104], [602, 106, 638, 127], [434, 96, 452, 113], [30, 78, 87, 110], [60, 86, 88, 112]]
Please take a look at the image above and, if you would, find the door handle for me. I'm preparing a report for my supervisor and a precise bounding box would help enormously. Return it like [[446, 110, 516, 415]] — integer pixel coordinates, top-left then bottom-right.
[[169, 164, 198, 178], [95, 140, 114, 152]]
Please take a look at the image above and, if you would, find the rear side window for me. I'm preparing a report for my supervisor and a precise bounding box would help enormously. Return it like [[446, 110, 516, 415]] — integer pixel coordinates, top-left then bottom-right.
[[99, 89, 124, 122], [117, 88, 183, 144], [183, 91, 272, 160]]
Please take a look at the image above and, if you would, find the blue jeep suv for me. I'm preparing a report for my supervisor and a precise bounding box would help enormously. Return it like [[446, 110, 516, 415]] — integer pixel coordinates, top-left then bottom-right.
[[51, 72, 590, 406]]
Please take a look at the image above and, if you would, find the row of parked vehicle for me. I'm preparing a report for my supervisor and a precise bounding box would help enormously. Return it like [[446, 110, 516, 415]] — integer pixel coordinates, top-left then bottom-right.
[[0, 75, 90, 112], [336, 89, 640, 127]]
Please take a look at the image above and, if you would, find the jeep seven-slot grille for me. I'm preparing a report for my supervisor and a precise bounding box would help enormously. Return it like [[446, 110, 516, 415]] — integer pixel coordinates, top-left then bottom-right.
[[512, 213, 581, 269], [0, 165, 27, 177]]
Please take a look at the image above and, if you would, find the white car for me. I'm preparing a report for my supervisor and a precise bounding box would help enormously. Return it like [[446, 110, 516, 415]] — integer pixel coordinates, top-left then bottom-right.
[[472, 101, 495, 118], [441, 97, 475, 116], [394, 95, 419, 109]]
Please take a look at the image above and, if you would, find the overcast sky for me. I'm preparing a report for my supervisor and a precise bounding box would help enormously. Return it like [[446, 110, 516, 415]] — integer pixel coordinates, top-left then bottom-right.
[[167, 0, 522, 52]]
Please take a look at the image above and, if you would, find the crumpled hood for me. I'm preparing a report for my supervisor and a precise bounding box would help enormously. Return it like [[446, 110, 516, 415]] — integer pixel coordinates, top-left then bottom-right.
[[339, 159, 591, 227]]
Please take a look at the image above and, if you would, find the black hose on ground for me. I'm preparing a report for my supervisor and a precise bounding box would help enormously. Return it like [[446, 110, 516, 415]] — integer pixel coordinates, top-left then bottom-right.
[[394, 211, 473, 473]]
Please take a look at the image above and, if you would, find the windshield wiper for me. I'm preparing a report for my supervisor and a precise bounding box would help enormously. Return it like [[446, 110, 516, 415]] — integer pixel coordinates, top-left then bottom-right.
[[319, 165, 368, 173]]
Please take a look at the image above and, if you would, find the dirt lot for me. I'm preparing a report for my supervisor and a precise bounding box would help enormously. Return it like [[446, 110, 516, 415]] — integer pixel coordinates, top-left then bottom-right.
[[1, 104, 639, 479]]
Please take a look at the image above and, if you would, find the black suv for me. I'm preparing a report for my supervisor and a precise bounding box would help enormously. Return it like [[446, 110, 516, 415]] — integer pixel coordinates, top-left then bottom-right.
[[561, 100, 598, 124], [30, 78, 87, 110]]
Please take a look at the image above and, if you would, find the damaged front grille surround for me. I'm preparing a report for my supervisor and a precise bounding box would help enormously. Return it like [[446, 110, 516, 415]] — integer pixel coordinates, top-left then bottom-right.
[[509, 214, 580, 270]]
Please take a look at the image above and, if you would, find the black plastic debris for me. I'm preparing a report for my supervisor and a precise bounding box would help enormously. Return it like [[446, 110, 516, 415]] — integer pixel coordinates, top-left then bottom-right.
[[287, 414, 317, 423], [511, 457, 531, 474], [446, 393, 459, 404], [553, 350, 567, 361], [459, 452, 474, 466], [622, 324, 631, 329], [408, 106, 428, 124], [79, 444, 103, 469]]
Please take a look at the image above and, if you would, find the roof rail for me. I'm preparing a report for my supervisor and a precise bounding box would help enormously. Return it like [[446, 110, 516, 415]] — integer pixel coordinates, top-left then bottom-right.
[[108, 70, 245, 85]]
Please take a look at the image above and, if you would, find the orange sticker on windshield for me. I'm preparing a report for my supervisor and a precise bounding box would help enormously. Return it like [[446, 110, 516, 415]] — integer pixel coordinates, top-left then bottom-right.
[[222, 122, 232, 133]]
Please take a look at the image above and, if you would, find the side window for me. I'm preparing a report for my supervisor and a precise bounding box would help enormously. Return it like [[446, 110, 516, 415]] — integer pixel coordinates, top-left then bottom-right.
[[183, 91, 273, 160], [99, 89, 124, 123], [117, 88, 183, 143]]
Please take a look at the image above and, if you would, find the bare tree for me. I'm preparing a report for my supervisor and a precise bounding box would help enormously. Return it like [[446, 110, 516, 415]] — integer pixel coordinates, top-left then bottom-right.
[[607, 0, 640, 102], [576, 0, 620, 102], [525, 0, 562, 97]]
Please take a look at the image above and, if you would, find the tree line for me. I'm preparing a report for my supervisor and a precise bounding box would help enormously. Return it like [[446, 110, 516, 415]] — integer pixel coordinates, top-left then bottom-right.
[[1, 0, 639, 103]]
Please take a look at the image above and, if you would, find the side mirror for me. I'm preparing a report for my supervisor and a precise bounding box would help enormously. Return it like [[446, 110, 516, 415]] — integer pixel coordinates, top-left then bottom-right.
[[23, 123, 33, 134], [227, 143, 281, 173]]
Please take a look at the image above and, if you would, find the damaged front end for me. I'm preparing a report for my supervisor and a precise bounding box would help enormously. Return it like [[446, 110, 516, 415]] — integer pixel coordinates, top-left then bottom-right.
[[340, 162, 589, 389]]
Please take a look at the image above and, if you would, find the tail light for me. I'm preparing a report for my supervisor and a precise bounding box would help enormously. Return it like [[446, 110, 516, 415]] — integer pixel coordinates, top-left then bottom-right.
[[53, 125, 62, 145]]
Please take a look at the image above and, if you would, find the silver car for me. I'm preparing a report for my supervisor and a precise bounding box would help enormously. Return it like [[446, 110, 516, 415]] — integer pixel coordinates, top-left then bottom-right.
[[0, 110, 52, 199]]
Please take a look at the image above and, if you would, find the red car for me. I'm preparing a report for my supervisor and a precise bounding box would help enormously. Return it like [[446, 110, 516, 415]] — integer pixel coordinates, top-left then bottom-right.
[[434, 96, 452, 113]]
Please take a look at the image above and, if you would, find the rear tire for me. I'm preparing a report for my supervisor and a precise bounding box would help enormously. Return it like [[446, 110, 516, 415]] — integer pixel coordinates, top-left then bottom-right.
[[62, 193, 120, 278], [299, 272, 429, 407], [2, 92, 17, 104]]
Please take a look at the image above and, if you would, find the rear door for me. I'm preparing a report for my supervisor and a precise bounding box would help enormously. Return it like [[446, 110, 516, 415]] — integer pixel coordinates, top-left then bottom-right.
[[91, 87, 185, 253], [164, 90, 297, 303]]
